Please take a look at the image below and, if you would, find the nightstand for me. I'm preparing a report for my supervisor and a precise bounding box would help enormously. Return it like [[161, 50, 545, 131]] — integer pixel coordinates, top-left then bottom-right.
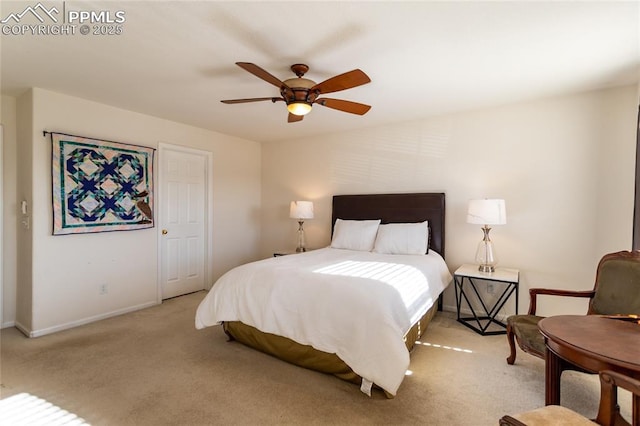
[[453, 263, 519, 336]]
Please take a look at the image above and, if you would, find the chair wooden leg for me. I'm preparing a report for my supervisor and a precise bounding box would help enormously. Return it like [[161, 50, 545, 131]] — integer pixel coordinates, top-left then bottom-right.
[[506, 322, 517, 365]]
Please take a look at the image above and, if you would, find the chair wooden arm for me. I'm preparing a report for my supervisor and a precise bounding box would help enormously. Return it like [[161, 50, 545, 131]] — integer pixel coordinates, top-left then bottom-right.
[[596, 370, 640, 426], [527, 288, 596, 315], [499, 415, 527, 426]]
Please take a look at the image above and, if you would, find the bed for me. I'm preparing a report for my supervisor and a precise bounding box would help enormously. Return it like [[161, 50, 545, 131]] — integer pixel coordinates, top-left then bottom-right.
[[195, 193, 451, 397]]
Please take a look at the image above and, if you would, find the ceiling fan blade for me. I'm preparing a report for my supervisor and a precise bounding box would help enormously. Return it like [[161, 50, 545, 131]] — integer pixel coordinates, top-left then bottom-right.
[[288, 113, 304, 123], [236, 62, 287, 88], [315, 98, 371, 115], [311, 69, 371, 95], [221, 97, 283, 104]]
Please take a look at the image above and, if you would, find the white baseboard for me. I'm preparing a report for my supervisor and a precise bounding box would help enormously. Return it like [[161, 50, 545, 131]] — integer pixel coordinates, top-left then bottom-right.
[[20, 301, 159, 338], [2, 320, 16, 329], [14, 320, 30, 337], [441, 304, 457, 314]]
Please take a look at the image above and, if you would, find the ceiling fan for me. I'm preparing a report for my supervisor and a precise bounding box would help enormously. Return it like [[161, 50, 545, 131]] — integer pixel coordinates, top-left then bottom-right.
[[221, 62, 371, 123]]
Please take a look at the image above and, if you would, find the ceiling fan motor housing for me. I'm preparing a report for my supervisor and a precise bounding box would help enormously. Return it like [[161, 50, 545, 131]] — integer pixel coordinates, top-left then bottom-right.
[[281, 77, 318, 105]]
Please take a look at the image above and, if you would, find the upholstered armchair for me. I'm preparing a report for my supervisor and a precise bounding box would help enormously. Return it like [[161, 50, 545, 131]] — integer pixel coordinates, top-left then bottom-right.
[[499, 370, 640, 426], [506, 250, 640, 365]]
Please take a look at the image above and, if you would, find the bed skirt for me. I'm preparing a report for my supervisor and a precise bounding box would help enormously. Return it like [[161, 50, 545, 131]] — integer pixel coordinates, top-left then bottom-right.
[[222, 303, 438, 397]]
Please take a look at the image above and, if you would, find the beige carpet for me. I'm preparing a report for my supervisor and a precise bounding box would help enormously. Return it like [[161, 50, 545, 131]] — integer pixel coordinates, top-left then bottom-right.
[[0, 291, 631, 425]]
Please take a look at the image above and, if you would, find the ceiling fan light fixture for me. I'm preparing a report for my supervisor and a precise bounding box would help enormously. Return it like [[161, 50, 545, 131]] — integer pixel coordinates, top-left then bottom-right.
[[221, 62, 372, 122], [287, 102, 312, 116]]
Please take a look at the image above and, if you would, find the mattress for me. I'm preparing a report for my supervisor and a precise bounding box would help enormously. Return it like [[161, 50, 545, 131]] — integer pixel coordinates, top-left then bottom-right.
[[195, 247, 452, 396], [222, 302, 438, 398]]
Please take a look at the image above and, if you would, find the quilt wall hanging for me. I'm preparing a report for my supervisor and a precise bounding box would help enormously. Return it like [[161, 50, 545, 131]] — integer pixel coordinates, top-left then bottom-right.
[[50, 132, 155, 235]]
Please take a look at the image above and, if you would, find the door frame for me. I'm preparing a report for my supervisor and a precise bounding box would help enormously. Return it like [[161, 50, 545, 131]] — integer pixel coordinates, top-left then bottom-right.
[[156, 143, 214, 303]]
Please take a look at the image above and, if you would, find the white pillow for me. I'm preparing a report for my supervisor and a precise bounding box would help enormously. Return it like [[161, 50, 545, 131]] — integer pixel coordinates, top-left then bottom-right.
[[331, 219, 381, 251], [373, 221, 429, 255]]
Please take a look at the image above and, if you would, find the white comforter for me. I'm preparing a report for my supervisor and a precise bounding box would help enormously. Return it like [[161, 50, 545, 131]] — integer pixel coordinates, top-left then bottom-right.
[[195, 247, 452, 396]]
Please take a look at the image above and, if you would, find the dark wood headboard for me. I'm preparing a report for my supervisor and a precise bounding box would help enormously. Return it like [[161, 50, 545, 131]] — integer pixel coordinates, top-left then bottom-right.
[[331, 193, 446, 257]]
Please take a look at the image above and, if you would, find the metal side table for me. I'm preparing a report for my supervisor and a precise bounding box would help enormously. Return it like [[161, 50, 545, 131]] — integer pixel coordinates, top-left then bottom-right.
[[454, 264, 519, 335]]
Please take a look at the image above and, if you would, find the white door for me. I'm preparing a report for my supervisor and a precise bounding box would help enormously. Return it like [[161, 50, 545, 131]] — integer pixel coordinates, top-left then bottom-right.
[[159, 147, 207, 299]]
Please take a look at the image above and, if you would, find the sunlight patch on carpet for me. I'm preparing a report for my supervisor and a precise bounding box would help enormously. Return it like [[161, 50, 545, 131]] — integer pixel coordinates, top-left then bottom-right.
[[416, 340, 473, 353], [0, 393, 89, 425]]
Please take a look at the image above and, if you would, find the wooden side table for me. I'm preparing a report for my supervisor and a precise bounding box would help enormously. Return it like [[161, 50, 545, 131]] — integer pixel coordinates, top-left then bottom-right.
[[454, 264, 519, 335], [539, 315, 640, 406]]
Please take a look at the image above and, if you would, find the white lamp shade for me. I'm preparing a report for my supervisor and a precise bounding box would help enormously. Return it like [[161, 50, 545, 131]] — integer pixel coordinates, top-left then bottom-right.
[[290, 201, 314, 219], [467, 199, 506, 225]]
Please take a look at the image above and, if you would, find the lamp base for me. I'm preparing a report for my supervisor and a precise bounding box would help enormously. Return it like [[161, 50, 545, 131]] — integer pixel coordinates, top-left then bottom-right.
[[478, 264, 495, 273], [475, 225, 497, 274], [295, 220, 306, 253]]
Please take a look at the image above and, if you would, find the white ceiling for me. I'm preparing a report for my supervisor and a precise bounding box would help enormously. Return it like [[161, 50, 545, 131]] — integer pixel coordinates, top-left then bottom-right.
[[1, 1, 638, 143]]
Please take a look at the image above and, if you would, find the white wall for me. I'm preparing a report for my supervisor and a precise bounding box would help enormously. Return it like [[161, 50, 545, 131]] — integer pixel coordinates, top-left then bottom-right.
[[11, 88, 261, 336], [1, 95, 18, 327], [2, 85, 636, 334], [16, 92, 34, 331], [261, 85, 637, 317]]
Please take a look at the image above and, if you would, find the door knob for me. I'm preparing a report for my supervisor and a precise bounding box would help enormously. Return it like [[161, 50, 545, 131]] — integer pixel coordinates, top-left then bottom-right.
[[162, 229, 168, 235]]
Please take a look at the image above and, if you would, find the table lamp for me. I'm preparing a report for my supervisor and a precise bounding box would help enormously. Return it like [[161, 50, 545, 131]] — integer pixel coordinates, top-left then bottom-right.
[[467, 199, 506, 272], [290, 201, 314, 252]]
